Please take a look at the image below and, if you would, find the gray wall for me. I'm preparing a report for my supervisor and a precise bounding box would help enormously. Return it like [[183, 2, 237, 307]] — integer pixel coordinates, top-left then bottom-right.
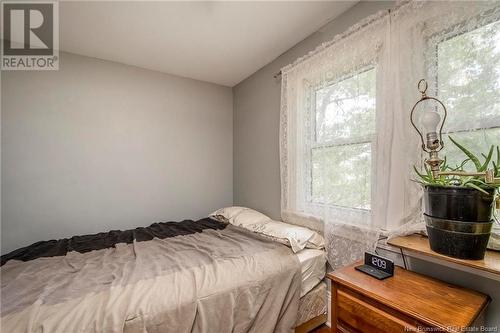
[[233, 1, 499, 327], [233, 1, 394, 220], [1, 52, 233, 253]]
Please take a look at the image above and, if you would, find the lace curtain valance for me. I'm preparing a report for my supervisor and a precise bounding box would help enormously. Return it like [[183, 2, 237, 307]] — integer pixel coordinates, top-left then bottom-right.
[[280, 1, 500, 269]]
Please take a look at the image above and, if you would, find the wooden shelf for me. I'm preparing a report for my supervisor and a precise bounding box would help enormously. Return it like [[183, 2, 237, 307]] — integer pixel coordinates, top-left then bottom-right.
[[388, 234, 500, 276]]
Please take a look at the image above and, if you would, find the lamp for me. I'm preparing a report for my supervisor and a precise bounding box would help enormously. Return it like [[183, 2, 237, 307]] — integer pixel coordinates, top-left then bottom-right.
[[410, 79, 447, 178], [410, 79, 500, 186]]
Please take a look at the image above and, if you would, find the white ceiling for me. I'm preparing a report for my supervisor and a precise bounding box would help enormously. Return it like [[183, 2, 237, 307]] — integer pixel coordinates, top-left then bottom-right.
[[60, 1, 356, 86]]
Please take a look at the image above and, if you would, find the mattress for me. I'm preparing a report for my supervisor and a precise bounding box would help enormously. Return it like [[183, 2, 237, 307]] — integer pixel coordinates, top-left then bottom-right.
[[296, 248, 326, 297]]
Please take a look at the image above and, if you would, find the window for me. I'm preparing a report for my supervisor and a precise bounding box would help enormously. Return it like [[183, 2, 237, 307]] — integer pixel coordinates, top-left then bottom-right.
[[437, 19, 500, 169], [309, 68, 376, 210], [280, 1, 500, 266]]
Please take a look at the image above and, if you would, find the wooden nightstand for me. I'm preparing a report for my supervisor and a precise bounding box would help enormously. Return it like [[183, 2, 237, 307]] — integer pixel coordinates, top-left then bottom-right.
[[327, 262, 489, 333]]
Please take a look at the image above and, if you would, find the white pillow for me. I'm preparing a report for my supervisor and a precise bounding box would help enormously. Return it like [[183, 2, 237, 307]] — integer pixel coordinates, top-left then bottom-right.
[[210, 206, 271, 226], [210, 207, 325, 253], [251, 220, 325, 253]]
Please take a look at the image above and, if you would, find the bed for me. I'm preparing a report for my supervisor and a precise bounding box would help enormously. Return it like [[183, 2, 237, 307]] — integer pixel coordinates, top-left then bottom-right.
[[1, 207, 326, 333], [295, 251, 327, 332]]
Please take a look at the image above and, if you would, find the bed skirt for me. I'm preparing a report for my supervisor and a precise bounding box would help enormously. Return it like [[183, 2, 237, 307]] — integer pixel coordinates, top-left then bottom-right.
[[295, 280, 327, 332]]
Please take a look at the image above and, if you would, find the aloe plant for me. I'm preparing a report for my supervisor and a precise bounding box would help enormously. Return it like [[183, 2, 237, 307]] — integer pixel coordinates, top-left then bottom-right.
[[413, 136, 500, 195]]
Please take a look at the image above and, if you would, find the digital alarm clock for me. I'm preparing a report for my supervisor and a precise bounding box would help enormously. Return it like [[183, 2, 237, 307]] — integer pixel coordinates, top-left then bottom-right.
[[355, 252, 394, 280]]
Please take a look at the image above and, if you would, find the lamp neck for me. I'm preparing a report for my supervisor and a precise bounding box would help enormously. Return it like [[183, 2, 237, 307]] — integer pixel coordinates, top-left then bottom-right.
[[426, 150, 443, 179]]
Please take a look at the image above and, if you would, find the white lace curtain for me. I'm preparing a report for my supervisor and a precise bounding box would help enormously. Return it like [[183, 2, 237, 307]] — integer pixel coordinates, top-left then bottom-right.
[[280, 1, 500, 269]]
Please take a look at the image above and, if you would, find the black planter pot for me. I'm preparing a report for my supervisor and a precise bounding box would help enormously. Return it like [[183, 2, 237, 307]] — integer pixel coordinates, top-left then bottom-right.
[[423, 185, 495, 260], [424, 214, 493, 260], [424, 185, 495, 222]]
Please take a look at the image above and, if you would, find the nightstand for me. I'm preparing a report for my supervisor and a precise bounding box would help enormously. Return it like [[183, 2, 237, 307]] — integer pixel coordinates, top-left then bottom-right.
[[327, 262, 489, 333]]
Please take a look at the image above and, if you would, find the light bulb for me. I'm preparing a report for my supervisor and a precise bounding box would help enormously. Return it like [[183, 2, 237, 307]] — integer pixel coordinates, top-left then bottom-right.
[[422, 110, 441, 150], [422, 110, 441, 134]]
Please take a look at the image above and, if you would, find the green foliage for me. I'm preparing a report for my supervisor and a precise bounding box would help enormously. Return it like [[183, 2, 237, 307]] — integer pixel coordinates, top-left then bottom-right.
[[315, 68, 375, 143], [312, 68, 375, 209], [312, 143, 371, 210], [438, 20, 500, 135], [437, 19, 500, 176], [414, 136, 500, 195]]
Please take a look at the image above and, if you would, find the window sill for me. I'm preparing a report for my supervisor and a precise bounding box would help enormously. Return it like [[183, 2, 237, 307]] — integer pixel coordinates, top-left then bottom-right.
[[388, 234, 500, 278]]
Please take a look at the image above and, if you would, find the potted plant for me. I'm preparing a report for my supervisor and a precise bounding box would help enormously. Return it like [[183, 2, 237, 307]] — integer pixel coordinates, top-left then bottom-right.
[[413, 137, 500, 260]]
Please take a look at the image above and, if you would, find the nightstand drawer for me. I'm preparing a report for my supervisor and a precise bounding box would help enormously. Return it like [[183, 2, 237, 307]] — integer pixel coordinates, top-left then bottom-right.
[[337, 290, 416, 333]]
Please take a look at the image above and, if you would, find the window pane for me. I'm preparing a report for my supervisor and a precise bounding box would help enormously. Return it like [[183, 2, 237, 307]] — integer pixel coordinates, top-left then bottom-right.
[[315, 68, 376, 143], [437, 20, 500, 132], [311, 143, 371, 210], [441, 128, 500, 172]]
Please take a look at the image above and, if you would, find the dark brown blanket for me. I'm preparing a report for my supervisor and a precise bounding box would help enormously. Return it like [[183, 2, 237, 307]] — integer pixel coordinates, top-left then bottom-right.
[[1, 218, 226, 265]]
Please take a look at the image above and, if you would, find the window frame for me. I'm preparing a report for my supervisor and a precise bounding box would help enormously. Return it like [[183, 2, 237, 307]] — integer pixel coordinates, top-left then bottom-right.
[[430, 16, 500, 138], [304, 66, 377, 212]]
